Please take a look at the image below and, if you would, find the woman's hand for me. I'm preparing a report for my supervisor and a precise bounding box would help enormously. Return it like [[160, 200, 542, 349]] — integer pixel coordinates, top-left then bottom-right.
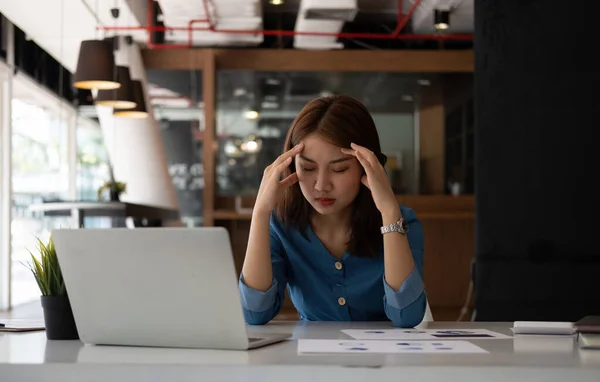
[[254, 142, 304, 216], [341, 143, 400, 223]]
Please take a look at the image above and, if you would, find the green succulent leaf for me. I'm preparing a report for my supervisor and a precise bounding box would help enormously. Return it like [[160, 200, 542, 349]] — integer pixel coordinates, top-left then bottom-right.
[[22, 235, 67, 296]]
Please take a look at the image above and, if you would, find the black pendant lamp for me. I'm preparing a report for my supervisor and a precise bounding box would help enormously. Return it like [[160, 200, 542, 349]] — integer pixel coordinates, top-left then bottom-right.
[[95, 66, 137, 109], [73, 40, 120, 90], [434, 9, 450, 30], [114, 80, 149, 118]]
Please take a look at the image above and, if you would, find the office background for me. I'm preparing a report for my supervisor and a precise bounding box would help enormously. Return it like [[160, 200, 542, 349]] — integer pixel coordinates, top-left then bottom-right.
[[0, 0, 597, 323]]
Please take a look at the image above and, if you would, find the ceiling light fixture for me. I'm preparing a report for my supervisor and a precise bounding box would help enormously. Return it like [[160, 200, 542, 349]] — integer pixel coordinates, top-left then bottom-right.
[[244, 110, 259, 120], [114, 80, 149, 118], [95, 66, 137, 109], [73, 40, 120, 90], [434, 9, 450, 30], [270, 0, 284, 5]]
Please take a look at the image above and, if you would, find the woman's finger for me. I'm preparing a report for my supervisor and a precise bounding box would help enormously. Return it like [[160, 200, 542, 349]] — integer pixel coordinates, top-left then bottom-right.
[[350, 143, 379, 169], [350, 142, 373, 154], [273, 142, 304, 167], [355, 150, 375, 176], [280, 172, 298, 188], [274, 156, 293, 176], [340, 148, 356, 157], [341, 147, 361, 162], [341, 148, 373, 173], [361, 174, 370, 190]]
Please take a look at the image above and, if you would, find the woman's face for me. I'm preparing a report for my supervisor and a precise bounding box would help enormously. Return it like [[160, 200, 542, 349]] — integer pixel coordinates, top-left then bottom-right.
[[294, 133, 363, 216]]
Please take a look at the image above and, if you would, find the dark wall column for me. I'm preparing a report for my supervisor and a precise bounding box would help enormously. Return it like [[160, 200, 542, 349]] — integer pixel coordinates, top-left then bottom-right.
[[474, 0, 600, 321]]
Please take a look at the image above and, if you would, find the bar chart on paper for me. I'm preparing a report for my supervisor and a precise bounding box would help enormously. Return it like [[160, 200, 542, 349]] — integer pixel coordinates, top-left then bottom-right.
[[341, 328, 511, 340]]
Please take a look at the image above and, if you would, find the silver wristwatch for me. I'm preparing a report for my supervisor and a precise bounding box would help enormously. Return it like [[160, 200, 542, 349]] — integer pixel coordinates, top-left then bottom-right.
[[380, 218, 408, 235]]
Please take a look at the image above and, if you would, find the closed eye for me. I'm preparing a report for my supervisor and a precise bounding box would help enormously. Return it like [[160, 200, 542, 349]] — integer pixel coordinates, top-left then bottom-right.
[[300, 166, 315, 172], [333, 168, 349, 173]]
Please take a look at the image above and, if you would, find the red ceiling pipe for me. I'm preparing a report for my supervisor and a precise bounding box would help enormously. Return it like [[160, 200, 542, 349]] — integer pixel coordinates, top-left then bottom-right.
[[188, 19, 210, 48], [392, 0, 404, 35], [99, 25, 207, 32], [393, 0, 421, 37], [100, 25, 473, 41], [191, 28, 472, 40]]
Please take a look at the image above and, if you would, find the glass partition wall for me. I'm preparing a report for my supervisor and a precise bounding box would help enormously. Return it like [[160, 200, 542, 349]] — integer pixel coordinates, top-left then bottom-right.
[[215, 70, 434, 198], [140, 48, 475, 321], [147, 69, 204, 227], [76, 117, 111, 202], [139, 47, 475, 225]]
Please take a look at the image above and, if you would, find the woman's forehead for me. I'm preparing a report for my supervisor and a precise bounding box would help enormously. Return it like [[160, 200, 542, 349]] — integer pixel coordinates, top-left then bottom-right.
[[297, 136, 356, 165], [300, 135, 341, 155]]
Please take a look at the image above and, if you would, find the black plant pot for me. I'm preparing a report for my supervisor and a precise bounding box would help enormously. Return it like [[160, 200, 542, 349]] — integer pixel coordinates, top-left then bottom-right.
[[41, 296, 79, 340], [109, 190, 120, 201]]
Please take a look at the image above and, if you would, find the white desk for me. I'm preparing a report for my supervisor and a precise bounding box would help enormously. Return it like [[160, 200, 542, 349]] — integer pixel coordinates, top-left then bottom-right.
[[29, 201, 178, 228], [1, 321, 599, 381]]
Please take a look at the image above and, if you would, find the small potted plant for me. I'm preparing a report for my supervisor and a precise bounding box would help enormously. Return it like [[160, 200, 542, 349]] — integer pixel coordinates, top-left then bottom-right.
[[97, 180, 127, 201], [96, 164, 127, 201], [24, 236, 79, 340]]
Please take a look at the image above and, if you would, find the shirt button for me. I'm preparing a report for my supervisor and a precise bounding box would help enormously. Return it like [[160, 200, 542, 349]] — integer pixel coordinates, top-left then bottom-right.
[[335, 261, 343, 270], [338, 297, 346, 306]]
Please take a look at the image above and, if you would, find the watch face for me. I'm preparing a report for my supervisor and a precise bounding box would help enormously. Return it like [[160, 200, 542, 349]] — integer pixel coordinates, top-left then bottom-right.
[[398, 219, 407, 232]]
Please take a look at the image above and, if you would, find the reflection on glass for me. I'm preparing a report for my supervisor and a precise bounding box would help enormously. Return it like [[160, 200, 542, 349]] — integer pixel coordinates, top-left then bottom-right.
[[148, 69, 204, 226], [216, 71, 425, 196], [76, 118, 110, 202], [443, 73, 474, 195], [76, 117, 113, 229]]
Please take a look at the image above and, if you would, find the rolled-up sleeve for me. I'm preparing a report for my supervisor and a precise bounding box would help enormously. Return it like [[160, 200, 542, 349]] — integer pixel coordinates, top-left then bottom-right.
[[238, 215, 288, 325], [382, 207, 427, 327], [239, 276, 280, 313]]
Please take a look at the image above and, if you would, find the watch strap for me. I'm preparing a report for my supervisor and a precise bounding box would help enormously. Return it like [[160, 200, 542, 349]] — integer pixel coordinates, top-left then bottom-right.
[[380, 218, 408, 235]]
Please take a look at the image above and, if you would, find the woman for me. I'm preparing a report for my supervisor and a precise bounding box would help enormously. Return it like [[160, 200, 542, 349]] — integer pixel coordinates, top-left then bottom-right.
[[239, 95, 427, 327]]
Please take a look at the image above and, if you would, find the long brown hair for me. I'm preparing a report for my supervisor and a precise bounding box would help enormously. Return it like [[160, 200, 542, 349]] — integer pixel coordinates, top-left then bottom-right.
[[275, 95, 387, 258]]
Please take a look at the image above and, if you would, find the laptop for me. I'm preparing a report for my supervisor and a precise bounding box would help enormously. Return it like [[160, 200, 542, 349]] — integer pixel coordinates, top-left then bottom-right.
[[52, 227, 290, 350]]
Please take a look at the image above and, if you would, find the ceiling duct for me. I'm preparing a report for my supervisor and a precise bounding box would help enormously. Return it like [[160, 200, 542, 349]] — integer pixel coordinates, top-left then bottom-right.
[[294, 0, 358, 50], [157, 0, 263, 46], [304, 8, 357, 22]]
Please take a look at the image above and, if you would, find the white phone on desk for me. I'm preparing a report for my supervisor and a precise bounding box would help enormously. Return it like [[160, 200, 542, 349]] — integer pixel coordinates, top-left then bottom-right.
[[512, 321, 575, 335]]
